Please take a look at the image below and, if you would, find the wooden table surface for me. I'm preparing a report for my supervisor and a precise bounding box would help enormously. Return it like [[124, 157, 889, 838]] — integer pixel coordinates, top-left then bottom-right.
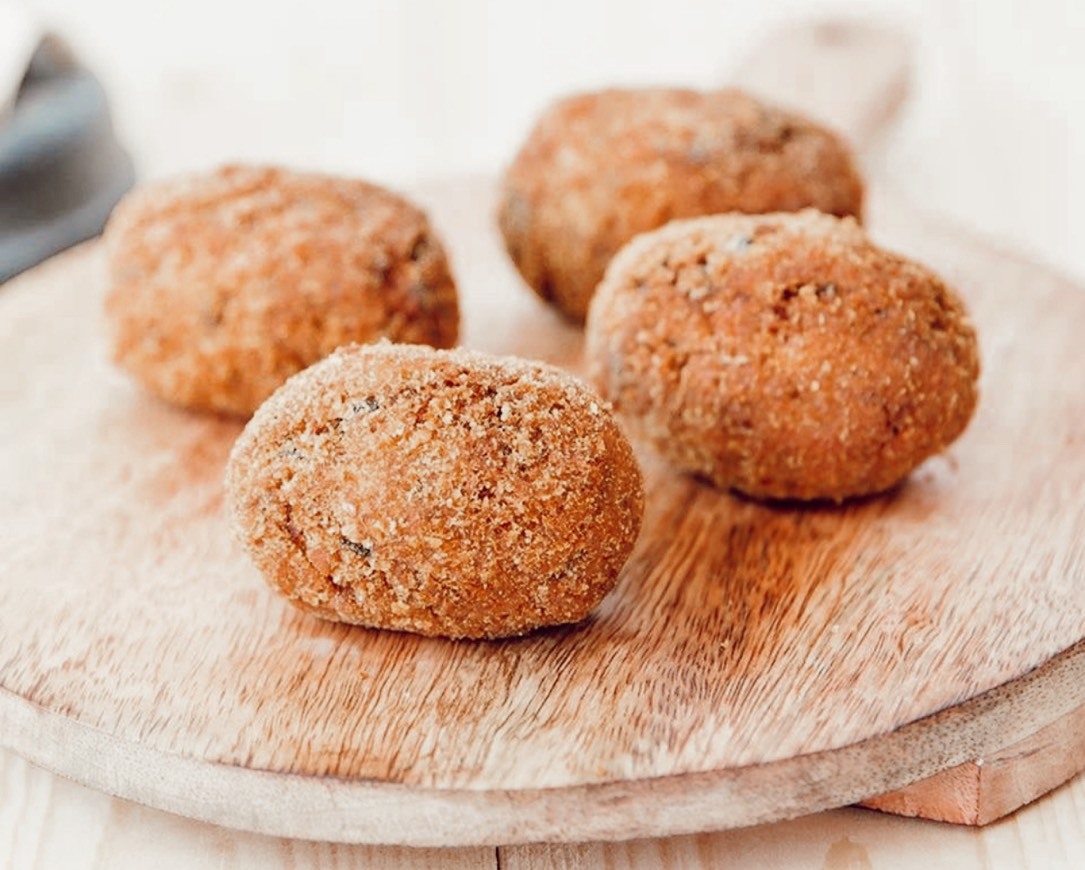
[[3, 13, 1082, 870], [3, 750, 1084, 869]]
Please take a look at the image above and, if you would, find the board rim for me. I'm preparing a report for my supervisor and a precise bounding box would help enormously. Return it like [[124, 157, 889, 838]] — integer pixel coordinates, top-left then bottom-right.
[[3, 636, 1083, 846]]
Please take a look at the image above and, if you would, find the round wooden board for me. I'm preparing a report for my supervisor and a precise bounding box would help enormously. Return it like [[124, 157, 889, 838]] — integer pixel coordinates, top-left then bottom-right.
[[1, 175, 1084, 846]]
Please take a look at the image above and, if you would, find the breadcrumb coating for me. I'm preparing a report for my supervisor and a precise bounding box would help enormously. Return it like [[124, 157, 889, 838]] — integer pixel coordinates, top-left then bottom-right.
[[225, 343, 644, 639], [105, 165, 460, 416], [499, 88, 863, 322], [586, 210, 980, 501]]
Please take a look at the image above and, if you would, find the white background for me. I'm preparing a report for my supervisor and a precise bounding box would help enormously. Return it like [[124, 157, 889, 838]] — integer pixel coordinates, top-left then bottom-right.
[[15, 0, 1085, 279]]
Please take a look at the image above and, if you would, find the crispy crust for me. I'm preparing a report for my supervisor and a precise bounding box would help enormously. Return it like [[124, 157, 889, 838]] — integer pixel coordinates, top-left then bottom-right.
[[498, 88, 864, 322], [585, 210, 980, 501], [104, 165, 460, 416], [225, 343, 644, 639]]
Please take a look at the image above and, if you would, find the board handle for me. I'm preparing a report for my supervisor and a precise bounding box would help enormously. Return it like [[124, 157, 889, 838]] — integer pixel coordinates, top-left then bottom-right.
[[732, 19, 911, 152]]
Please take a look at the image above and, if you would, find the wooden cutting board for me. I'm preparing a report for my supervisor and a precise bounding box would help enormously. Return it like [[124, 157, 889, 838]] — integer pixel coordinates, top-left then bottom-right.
[[1, 22, 1084, 847]]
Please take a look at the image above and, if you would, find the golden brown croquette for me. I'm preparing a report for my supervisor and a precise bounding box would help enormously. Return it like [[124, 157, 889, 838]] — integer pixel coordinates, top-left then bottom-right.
[[586, 210, 979, 501], [225, 343, 644, 639], [499, 88, 863, 322], [105, 165, 459, 416]]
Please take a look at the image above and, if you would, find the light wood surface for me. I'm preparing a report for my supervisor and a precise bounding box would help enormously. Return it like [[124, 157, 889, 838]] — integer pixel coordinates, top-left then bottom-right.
[[1, 169, 1084, 844], [862, 699, 1085, 826], [0, 751, 493, 870], [5, 749, 1084, 869], [732, 19, 911, 147]]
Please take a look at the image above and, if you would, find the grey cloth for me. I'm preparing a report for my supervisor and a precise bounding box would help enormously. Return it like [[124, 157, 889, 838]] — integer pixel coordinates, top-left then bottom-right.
[[0, 36, 133, 282]]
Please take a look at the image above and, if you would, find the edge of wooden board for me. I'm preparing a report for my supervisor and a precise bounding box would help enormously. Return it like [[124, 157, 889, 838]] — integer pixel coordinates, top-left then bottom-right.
[[862, 692, 1085, 825], [3, 636, 1083, 846]]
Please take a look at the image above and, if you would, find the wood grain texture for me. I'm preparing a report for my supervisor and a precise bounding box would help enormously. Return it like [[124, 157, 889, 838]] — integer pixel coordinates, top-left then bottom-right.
[[1, 174, 1084, 844], [7, 746, 1084, 870], [862, 699, 1085, 825], [0, 751, 494, 870], [499, 772, 1085, 870]]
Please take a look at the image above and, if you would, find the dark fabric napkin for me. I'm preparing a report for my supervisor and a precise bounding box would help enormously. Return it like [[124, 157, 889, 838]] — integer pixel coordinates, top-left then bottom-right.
[[0, 35, 133, 282]]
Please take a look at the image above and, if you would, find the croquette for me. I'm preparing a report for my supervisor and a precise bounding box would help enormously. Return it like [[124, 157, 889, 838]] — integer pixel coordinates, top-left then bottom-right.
[[499, 88, 863, 322], [105, 165, 460, 416], [585, 210, 980, 501], [225, 342, 644, 639]]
